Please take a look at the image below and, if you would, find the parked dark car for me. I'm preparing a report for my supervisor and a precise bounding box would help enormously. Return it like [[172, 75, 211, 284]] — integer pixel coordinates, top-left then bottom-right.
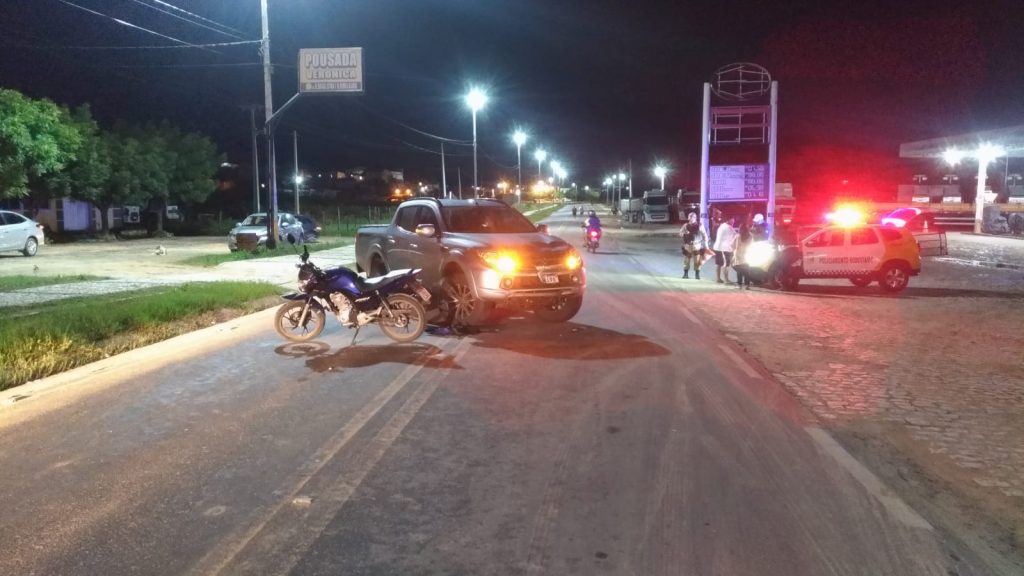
[[297, 214, 321, 243], [879, 207, 936, 232]]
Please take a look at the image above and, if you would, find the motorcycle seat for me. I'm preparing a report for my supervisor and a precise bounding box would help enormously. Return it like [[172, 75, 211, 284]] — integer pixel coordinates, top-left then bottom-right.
[[359, 268, 421, 291]]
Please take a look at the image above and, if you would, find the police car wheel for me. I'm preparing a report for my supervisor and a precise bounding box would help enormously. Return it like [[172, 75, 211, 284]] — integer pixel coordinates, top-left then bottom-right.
[[880, 263, 909, 293]]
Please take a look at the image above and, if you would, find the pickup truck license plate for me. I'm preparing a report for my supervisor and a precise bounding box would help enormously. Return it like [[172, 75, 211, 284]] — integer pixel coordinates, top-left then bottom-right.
[[539, 273, 559, 284], [414, 286, 431, 301]]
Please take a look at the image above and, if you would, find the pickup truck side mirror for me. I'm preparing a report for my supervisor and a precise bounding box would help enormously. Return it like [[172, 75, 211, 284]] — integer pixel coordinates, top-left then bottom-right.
[[415, 224, 437, 238], [537, 223, 550, 235]]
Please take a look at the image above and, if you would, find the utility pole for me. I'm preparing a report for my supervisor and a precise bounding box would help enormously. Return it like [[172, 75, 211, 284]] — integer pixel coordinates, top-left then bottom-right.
[[628, 158, 633, 199], [260, 0, 278, 248], [457, 167, 463, 200], [293, 130, 300, 214], [440, 142, 447, 198], [242, 105, 261, 212]]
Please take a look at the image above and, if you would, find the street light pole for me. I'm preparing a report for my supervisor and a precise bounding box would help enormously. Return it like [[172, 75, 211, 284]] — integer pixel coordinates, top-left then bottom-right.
[[293, 130, 300, 214], [512, 130, 527, 188], [535, 148, 547, 181], [259, 0, 279, 247], [471, 109, 478, 197], [465, 88, 488, 199]]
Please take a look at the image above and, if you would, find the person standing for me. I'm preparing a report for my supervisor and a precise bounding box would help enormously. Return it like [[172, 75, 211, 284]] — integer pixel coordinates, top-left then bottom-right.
[[751, 213, 767, 241], [713, 216, 738, 284], [678, 212, 709, 279], [732, 223, 753, 289]]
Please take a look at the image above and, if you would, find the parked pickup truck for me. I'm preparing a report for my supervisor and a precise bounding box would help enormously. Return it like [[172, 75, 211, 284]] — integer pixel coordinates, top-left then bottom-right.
[[355, 198, 585, 325]]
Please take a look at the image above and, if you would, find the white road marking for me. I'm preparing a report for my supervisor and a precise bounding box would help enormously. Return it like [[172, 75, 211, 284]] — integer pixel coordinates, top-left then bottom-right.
[[806, 427, 933, 531], [718, 344, 762, 379], [189, 337, 473, 576]]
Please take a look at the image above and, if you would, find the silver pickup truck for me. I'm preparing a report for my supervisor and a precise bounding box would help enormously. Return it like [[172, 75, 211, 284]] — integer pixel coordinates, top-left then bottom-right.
[[355, 198, 585, 325]]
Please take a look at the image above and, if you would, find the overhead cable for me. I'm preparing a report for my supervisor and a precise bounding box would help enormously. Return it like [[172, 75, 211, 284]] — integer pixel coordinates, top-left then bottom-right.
[[353, 99, 473, 145], [126, 0, 250, 40], [53, 0, 219, 54], [3, 39, 260, 50], [145, 0, 248, 36]]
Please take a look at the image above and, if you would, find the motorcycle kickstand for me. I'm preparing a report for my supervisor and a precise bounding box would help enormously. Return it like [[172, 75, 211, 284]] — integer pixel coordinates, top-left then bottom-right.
[[350, 326, 360, 346]]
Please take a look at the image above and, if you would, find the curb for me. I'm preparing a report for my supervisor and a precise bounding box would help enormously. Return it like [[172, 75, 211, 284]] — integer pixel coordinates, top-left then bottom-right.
[[0, 306, 278, 413]]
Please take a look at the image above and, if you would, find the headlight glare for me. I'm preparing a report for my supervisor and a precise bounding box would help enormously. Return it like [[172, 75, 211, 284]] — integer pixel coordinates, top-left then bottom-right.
[[480, 251, 519, 274]]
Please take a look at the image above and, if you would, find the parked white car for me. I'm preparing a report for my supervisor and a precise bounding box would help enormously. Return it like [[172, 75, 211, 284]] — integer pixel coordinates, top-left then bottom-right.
[[0, 210, 45, 257], [228, 212, 305, 252]]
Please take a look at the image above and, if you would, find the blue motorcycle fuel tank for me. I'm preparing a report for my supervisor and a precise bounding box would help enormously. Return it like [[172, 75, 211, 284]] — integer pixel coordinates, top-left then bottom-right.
[[323, 267, 364, 297]]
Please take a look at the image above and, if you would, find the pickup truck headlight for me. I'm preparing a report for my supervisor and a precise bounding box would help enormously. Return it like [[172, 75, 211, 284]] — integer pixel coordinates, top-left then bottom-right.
[[479, 251, 519, 274], [565, 250, 582, 271]]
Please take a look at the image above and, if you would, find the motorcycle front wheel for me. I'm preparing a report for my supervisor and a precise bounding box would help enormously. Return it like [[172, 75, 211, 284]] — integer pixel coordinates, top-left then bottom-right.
[[274, 299, 326, 342], [379, 293, 427, 343]]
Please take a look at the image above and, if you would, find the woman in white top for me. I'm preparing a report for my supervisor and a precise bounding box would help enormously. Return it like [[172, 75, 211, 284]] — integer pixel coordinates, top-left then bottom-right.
[[712, 217, 738, 283]]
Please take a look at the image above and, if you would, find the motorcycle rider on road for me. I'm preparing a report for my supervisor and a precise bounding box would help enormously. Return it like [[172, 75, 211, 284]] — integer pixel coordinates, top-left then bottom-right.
[[582, 210, 602, 243]]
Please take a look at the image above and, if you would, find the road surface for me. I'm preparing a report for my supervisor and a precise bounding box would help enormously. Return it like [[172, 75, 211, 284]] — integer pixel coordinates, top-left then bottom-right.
[[0, 208, 981, 575]]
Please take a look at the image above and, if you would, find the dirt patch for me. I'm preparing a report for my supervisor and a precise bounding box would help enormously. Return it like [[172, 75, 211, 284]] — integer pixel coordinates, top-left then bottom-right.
[[0, 237, 228, 278]]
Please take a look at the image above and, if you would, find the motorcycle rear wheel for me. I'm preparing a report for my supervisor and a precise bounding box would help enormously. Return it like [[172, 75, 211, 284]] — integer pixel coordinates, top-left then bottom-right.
[[379, 293, 427, 343], [274, 300, 326, 342]]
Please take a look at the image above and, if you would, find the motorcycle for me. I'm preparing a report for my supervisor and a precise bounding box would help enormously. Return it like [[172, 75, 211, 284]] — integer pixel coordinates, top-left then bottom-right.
[[582, 225, 602, 253], [744, 240, 800, 290], [274, 245, 432, 344]]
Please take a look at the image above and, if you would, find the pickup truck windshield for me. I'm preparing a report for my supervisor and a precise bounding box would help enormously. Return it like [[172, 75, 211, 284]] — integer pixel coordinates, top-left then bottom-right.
[[441, 206, 537, 233], [645, 197, 669, 206]]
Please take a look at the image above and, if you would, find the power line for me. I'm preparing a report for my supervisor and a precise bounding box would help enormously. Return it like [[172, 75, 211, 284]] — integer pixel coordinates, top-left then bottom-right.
[[53, 0, 219, 54], [145, 0, 248, 36], [92, 62, 262, 69], [126, 0, 250, 41], [1, 39, 260, 50], [353, 99, 472, 145]]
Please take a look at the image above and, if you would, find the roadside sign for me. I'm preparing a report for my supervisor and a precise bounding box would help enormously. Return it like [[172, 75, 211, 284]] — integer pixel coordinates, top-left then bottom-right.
[[298, 47, 363, 93], [709, 164, 768, 201]]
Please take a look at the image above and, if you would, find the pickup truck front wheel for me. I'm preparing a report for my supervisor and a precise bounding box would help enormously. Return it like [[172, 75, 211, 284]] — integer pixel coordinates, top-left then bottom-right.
[[533, 295, 583, 323], [441, 272, 493, 326]]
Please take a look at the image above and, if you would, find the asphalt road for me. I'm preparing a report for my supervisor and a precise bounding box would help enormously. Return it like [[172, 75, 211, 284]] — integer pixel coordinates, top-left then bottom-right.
[[0, 208, 980, 575]]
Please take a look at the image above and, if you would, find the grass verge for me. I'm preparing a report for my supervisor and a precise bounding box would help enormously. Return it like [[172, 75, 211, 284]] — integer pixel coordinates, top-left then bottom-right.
[[0, 281, 281, 391], [179, 241, 349, 267], [0, 275, 107, 292], [523, 204, 562, 223]]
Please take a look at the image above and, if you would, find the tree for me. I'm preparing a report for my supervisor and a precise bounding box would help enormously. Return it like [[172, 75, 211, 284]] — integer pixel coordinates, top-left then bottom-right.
[[35, 105, 119, 230], [0, 89, 82, 199], [121, 121, 221, 234]]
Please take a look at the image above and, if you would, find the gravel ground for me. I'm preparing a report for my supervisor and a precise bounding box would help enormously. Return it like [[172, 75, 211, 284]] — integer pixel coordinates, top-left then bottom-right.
[[619, 228, 1024, 573], [0, 237, 356, 307]]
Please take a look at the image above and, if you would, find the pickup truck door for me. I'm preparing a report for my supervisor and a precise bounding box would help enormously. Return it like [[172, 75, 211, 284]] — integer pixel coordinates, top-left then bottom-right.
[[384, 206, 420, 272], [406, 206, 444, 287], [801, 228, 848, 277]]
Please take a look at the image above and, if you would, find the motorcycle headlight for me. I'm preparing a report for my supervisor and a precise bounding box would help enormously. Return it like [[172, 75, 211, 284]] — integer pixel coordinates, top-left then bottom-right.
[[298, 268, 315, 291], [747, 241, 775, 268], [479, 251, 519, 274]]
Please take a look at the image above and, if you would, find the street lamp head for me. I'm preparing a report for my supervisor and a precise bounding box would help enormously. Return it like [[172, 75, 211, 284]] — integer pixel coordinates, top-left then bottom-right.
[[465, 87, 488, 112], [295, 175, 304, 184], [978, 143, 1006, 164], [618, 173, 626, 180], [512, 130, 527, 147], [534, 148, 547, 162], [943, 148, 965, 166], [550, 160, 562, 171], [653, 165, 668, 178]]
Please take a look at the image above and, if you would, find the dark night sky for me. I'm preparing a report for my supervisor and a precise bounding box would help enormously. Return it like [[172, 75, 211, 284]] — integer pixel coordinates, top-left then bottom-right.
[[2, 0, 1022, 198]]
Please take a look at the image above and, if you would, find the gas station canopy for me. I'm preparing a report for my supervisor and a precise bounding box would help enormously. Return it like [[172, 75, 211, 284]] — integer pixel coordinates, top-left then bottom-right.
[[900, 125, 1024, 159]]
